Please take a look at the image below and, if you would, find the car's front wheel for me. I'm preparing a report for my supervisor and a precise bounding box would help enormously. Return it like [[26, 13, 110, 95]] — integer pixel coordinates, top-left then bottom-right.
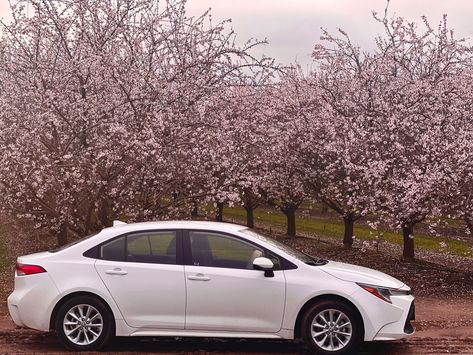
[[55, 295, 114, 351], [301, 300, 362, 354]]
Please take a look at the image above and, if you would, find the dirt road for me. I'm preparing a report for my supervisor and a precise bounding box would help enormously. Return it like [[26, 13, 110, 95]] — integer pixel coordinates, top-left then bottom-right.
[[0, 297, 472, 354]]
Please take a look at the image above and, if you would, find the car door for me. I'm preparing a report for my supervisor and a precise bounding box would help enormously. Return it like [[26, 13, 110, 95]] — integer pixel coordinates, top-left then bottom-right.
[[184, 230, 286, 333], [94, 230, 186, 329]]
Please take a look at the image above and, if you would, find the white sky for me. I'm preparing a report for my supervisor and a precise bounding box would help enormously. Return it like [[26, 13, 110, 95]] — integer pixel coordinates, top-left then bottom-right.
[[186, 0, 473, 68], [1, 0, 472, 68]]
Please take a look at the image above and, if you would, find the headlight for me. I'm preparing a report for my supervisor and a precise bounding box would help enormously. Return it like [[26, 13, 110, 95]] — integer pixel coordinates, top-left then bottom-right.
[[357, 283, 411, 303]]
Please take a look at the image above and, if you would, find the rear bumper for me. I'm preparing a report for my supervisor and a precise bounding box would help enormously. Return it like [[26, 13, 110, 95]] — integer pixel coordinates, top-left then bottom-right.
[[7, 273, 60, 331], [7, 301, 24, 327]]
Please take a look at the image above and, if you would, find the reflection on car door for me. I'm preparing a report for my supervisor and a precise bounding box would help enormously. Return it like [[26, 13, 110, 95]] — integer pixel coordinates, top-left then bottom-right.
[[184, 230, 286, 333], [94, 230, 186, 329]]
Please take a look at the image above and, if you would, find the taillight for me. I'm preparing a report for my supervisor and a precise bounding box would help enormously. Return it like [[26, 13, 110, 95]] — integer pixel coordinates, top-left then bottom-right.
[[16, 263, 46, 276]]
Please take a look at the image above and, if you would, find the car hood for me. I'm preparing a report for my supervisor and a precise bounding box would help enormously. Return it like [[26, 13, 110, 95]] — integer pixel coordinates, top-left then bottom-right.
[[320, 261, 405, 289]]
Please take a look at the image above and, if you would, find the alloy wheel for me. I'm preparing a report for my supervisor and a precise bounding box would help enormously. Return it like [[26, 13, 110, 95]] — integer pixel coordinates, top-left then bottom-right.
[[310, 308, 352, 352], [63, 304, 103, 346]]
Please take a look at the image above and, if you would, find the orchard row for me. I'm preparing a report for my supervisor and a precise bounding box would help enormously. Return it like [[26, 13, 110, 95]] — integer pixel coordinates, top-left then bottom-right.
[[1, 1, 472, 259]]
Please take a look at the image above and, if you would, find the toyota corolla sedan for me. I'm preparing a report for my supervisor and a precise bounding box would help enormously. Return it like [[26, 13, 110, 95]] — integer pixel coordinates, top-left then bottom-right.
[[7, 221, 415, 354]]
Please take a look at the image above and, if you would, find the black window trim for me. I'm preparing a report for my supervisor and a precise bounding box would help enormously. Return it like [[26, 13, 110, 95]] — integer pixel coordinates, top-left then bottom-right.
[[83, 229, 184, 265], [182, 229, 297, 271]]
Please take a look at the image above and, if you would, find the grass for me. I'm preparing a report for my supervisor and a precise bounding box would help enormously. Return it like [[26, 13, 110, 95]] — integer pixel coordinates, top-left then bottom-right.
[[0, 239, 7, 272], [222, 206, 473, 258]]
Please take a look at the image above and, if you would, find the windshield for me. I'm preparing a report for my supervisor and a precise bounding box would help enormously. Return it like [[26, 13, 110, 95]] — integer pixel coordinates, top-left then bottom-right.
[[49, 232, 98, 253], [240, 229, 327, 266]]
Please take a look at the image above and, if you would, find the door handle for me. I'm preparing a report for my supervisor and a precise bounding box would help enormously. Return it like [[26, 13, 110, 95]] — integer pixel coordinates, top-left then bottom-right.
[[105, 268, 128, 276], [187, 273, 211, 281]]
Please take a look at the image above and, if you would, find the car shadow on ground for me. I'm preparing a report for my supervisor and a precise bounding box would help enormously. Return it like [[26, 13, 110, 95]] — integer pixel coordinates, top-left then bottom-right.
[[0, 328, 409, 354], [107, 337, 408, 354]]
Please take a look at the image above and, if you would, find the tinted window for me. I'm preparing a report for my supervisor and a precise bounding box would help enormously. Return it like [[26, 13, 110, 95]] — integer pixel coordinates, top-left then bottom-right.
[[266, 251, 281, 270], [101, 236, 125, 261], [189, 231, 263, 270], [126, 231, 177, 265]]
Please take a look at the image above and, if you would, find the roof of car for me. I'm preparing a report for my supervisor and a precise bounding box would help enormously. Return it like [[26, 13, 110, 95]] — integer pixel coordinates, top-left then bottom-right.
[[105, 220, 246, 233]]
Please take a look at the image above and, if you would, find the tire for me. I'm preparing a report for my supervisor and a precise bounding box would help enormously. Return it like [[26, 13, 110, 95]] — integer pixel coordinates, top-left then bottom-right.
[[55, 295, 114, 351], [301, 300, 363, 355]]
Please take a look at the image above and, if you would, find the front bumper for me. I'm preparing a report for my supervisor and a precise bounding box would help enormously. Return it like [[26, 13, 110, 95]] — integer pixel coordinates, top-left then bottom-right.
[[373, 299, 415, 341], [404, 302, 415, 334]]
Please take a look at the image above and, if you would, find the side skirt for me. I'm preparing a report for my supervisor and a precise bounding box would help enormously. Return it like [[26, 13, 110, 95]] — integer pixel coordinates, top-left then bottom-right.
[[128, 328, 294, 339]]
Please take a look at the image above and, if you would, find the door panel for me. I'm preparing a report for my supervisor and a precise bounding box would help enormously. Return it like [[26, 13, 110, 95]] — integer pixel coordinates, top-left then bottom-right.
[[95, 261, 186, 329], [184, 230, 286, 333], [94, 230, 185, 329], [185, 265, 286, 332]]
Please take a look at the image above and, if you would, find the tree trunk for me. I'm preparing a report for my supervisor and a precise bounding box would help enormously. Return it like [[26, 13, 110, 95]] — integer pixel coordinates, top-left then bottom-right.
[[191, 201, 198, 218], [215, 202, 224, 222], [343, 213, 354, 248], [57, 223, 68, 246], [245, 205, 254, 228], [402, 223, 415, 259], [464, 215, 473, 235], [283, 206, 296, 237], [99, 197, 111, 227], [321, 203, 329, 214]]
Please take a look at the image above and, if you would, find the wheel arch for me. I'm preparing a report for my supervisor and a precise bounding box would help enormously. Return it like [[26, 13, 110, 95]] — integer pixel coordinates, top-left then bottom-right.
[[293, 293, 365, 339], [49, 291, 116, 332]]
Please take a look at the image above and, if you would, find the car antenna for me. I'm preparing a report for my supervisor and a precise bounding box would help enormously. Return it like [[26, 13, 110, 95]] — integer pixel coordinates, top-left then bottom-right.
[[112, 220, 127, 227]]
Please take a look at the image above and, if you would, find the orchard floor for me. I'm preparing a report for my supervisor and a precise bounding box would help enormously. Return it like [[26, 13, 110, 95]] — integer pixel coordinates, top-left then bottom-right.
[[0, 297, 473, 354]]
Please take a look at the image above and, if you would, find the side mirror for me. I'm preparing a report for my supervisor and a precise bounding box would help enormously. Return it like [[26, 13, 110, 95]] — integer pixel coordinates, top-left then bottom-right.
[[253, 257, 274, 278]]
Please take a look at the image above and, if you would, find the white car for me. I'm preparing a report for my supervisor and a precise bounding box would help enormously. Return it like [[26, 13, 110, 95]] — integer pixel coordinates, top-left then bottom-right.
[[7, 221, 415, 354]]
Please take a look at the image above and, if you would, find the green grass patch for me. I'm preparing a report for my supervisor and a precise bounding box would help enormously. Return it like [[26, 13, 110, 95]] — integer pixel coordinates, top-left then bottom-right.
[[223, 206, 473, 258]]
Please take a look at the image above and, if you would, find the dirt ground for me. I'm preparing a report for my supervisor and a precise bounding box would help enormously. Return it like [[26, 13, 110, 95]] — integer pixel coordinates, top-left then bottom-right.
[[0, 297, 472, 354]]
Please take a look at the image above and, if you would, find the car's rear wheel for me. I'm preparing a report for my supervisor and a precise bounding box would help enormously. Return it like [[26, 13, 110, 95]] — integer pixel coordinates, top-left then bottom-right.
[[301, 300, 362, 354], [55, 295, 114, 351]]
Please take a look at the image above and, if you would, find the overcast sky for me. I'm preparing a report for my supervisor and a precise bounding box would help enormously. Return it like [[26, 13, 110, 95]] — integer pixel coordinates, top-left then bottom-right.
[[186, 0, 473, 68], [1, 1, 472, 68]]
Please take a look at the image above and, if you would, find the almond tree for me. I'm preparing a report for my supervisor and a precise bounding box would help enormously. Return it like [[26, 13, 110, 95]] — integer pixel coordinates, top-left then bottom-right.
[[369, 14, 473, 258], [0, 0, 268, 245], [301, 48, 380, 248], [257, 76, 309, 237], [301, 12, 473, 257], [190, 78, 274, 226], [215, 85, 269, 228]]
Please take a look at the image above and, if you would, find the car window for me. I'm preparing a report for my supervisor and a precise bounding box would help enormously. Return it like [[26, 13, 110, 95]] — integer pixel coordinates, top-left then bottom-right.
[[127, 231, 177, 265], [266, 251, 281, 270], [241, 228, 327, 265], [101, 236, 126, 261], [99, 231, 177, 264], [189, 231, 264, 270]]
